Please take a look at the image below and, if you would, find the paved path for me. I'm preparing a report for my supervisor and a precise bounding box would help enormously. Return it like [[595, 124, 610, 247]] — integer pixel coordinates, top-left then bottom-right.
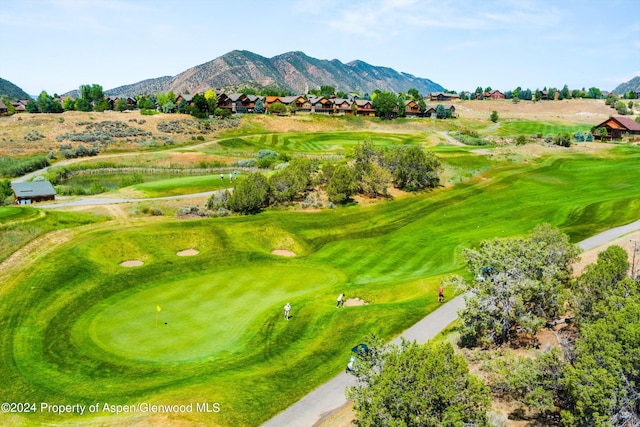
[[261, 219, 640, 427], [261, 296, 466, 427], [35, 190, 223, 209]]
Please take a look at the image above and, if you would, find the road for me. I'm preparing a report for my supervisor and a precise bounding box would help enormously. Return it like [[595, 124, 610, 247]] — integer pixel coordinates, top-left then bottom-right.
[[35, 190, 223, 209], [261, 218, 640, 427]]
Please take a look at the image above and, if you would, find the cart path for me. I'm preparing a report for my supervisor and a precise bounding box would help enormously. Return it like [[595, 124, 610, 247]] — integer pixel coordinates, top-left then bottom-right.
[[261, 218, 640, 427]]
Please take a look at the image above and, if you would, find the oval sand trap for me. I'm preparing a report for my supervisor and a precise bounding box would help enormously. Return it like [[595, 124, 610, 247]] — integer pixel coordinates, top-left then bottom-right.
[[120, 260, 143, 267], [177, 249, 199, 256], [271, 249, 296, 257], [344, 298, 367, 307]]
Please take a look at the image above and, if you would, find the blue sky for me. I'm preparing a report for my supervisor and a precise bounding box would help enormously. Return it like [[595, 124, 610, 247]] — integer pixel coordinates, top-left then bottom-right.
[[1, 0, 639, 96]]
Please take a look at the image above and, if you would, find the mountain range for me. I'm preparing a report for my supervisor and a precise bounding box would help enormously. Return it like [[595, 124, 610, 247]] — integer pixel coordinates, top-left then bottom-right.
[[0, 78, 31, 100], [612, 76, 640, 95], [101, 50, 445, 97]]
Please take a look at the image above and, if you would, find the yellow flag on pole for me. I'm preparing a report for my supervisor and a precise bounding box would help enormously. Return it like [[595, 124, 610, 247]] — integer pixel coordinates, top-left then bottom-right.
[[156, 305, 161, 312]]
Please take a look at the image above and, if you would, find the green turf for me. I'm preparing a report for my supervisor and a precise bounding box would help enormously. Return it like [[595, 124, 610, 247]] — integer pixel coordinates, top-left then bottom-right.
[[493, 120, 592, 137], [0, 206, 38, 223], [0, 208, 105, 263], [215, 131, 427, 154], [1, 145, 639, 426], [130, 173, 246, 197]]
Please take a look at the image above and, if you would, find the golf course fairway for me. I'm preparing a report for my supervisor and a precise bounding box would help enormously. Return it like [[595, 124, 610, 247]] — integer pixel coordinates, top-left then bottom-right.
[[1, 146, 639, 426]]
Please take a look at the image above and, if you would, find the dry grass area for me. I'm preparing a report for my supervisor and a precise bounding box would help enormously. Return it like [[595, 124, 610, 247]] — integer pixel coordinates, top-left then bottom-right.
[[0, 110, 217, 157], [455, 98, 630, 123], [2, 99, 628, 158]]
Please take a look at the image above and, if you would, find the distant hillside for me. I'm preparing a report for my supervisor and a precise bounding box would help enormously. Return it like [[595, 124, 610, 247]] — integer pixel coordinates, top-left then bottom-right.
[[104, 50, 444, 97], [612, 76, 640, 94], [0, 78, 31, 100]]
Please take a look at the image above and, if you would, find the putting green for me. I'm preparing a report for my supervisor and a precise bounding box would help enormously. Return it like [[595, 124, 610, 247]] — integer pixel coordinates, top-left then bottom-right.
[[81, 264, 341, 362]]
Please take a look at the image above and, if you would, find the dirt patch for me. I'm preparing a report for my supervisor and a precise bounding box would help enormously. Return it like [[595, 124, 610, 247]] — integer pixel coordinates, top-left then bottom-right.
[[177, 248, 199, 256], [120, 260, 143, 267], [573, 230, 640, 277], [315, 401, 355, 427], [343, 298, 367, 307], [272, 249, 296, 257]]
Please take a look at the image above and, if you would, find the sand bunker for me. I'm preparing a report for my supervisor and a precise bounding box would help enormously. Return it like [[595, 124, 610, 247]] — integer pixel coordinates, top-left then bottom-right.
[[177, 249, 199, 256], [271, 249, 296, 257], [120, 260, 143, 267], [344, 298, 367, 307]]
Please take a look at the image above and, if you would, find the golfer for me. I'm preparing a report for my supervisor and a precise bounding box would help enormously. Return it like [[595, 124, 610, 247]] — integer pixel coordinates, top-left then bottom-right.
[[336, 293, 345, 308], [438, 286, 444, 303], [284, 303, 291, 320]]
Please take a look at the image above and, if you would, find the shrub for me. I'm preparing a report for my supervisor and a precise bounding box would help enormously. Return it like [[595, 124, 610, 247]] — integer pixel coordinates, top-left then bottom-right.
[[176, 205, 210, 217], [257, 149, 279, 159], [24, 130, 45, 141], [235, 159, 256, 168], [554, 133, 571, 147], [206, 190, 230, 210], [515, 135, 527, 145]]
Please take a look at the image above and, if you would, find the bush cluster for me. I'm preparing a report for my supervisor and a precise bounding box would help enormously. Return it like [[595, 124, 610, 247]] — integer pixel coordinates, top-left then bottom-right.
[[57, 121, 151, 143], [24, 130, 45, 141], [60, 144, 100, 159], [453, 132, 491, 146], [176, 205, 210, 218], [0, 156, 49, 178]]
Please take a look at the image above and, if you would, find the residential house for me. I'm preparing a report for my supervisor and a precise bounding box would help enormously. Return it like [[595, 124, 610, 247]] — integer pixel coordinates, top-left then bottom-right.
[[280, 96, 306, 113], [540, 90, 559, 101], [354, 100, 375, 116], [11, 180, 57, 204], [218, 93, 259, 113], [307, 96, 333, 114], [404, 100, 421, 117], [430, 92, 460, 102], [484, 90, 505, 100], [174, 94, 193, 105], [264, 96, 284, 110], [0, 100, 7, 114], [422, 105, 437, 118], [332, 98, 353, 115], [594, 116, 640, 139], [11, 99, 29, 112]]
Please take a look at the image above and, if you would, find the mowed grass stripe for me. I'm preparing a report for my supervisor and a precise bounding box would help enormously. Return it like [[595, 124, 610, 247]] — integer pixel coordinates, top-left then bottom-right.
[[1, 147, 640, 426]]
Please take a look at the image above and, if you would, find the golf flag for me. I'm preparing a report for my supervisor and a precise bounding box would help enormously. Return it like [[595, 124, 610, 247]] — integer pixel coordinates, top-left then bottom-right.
[[156, 305, 161, 312]]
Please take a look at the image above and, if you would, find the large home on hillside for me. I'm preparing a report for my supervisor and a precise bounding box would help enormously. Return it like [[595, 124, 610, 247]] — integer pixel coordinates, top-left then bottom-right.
[[306, 96, 333, 114], [484, 90, 505, 100], [593, 116, 640, 139], [429, 92, 460, 102], [11, 180, 57, 204], [354, 99, 375, 116], [217, 93, 261, 113], [404, 100, 421, 117]]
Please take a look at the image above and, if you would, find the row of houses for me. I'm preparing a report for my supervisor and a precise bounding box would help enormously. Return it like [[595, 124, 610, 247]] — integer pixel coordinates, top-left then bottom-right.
[[215, 93, 456, 117], [0, 99, 30, 113]]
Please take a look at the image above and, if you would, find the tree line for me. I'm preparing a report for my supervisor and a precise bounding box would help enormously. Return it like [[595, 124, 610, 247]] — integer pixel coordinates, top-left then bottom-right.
[[207, 140, 441, 215], [346, 224, 640, 425]]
